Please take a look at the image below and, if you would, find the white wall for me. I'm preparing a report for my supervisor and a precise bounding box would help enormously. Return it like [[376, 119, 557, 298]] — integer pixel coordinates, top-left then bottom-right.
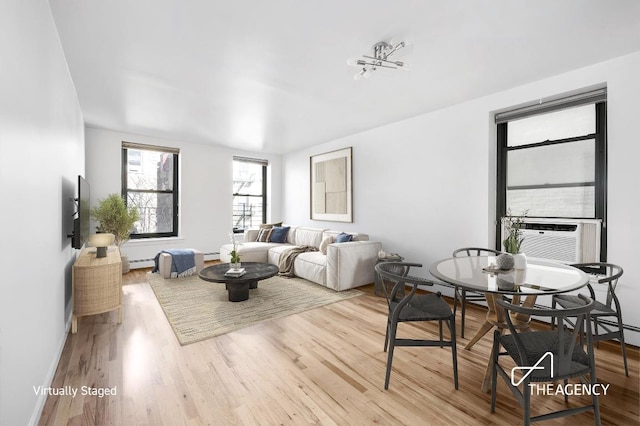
[[282, 51, 640, 346], [85, 128, 282, 266], [0, 1, 85, 424]]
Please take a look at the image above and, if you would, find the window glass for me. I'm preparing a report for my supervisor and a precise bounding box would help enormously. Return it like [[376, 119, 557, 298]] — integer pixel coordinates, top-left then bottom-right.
[[123, 145, 178, 238], [233, 158, 266, 231], [507, 140, 595, 187], [507, 187, 595, 218], [508, 105, 595, 147]]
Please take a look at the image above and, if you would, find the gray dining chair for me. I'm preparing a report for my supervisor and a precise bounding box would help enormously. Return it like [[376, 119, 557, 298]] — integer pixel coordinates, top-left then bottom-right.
[[491, 295, 600, 426], [452, 247, 502, 338], [375, 261, 458, 390], [552, 263, 628, 376]]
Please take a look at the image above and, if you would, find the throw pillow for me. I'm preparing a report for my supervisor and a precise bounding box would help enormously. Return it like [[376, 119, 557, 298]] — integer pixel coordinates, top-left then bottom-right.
[[335, 232, 353, 243], [319, 236, 334, 254], [257, 228, 273, 242], [259, 222, 283, 229], [269, 226, 290, 243]]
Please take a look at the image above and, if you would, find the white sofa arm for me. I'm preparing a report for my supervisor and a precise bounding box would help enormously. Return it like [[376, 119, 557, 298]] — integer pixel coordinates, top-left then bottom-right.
[[326, 241, 382, 291], [243, 229, 259, 242]]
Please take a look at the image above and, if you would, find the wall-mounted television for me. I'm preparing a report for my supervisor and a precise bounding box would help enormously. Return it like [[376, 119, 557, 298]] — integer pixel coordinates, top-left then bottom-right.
[[71, 175, 91, 249]]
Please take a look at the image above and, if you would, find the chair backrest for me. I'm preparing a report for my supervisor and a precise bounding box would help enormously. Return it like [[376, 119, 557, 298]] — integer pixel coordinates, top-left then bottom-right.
[[571, 262, 623, 308], [496, 295, 596, 377], [375, 262, 436, 308], [452, 247, 502, 257]]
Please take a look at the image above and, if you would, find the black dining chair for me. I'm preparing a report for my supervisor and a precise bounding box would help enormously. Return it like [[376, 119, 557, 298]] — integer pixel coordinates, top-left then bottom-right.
[[375, 261, 458, 390], [552, 262, 628, 376], [491, 294, 600, 426], [452, 247, 503, 338]]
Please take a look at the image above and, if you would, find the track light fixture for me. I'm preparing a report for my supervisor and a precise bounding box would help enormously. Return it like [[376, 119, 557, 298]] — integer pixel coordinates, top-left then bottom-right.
[[347, 41, 409, 80]]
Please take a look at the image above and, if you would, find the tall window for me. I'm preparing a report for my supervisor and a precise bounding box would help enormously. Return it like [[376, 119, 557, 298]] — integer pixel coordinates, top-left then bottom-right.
[[233, 157, 267, 232], [122, 142, 179, 238], [496, 88, 607, 253]]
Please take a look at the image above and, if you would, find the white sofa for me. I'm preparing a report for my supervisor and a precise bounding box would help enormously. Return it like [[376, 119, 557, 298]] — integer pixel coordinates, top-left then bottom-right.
[[219, 226, 382, 291]]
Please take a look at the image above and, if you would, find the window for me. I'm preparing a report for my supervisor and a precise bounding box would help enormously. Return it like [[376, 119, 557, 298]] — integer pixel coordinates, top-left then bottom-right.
[[233, 157, 267, 232], [122, 142, 179, 238], [496, 88, 607, 255]]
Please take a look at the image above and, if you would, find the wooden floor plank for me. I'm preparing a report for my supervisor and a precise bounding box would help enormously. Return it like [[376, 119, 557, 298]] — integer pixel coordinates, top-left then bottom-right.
[[39, 265, 639, 425]]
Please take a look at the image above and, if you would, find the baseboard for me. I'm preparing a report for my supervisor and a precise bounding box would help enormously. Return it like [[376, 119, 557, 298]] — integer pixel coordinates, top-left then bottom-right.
[[28, 313, 72, 425]]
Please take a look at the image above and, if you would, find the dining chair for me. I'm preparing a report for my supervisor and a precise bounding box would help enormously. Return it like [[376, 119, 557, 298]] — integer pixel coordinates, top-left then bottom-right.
[[491, 295, 600, 426], [552, 263, 628, 376], [375, 261, 458, 390], [452, 247, 502, 338]]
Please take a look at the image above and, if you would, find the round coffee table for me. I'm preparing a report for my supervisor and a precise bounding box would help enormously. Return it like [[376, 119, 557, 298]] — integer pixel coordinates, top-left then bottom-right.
[[199, 262, 279, 302]]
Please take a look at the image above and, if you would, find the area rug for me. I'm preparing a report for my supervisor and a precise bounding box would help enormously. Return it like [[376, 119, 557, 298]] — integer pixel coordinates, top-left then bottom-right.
[[146, 272, 362, 345]]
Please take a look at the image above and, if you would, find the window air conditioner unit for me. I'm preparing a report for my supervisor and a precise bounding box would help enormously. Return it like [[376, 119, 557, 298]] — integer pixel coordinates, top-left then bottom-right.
[[501, 218, 601, 264]]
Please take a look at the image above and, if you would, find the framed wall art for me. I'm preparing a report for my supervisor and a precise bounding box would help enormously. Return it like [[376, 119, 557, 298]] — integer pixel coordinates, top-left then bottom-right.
[[310, 147, 352, 222]]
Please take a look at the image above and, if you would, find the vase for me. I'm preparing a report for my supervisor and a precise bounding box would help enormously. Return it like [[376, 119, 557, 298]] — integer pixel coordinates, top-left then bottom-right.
[[512, 253, 527, 270], [231, 262, 241, 270]]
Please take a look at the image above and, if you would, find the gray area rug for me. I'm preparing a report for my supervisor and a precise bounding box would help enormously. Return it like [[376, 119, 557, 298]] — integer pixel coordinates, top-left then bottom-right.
[[146, 272, 362, 345]]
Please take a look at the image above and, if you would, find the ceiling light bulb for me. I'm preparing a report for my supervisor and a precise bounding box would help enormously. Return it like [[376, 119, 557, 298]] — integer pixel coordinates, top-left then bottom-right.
[[346, 58, 358, 66]]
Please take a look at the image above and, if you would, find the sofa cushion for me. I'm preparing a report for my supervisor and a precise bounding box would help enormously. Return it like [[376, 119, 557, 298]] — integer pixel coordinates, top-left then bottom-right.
[[293, 227, 326, 247], [294, 252, 327, 285], [269, 226, 290, 243], [267, 244, 295, 265], [220, 242, 282, 263]]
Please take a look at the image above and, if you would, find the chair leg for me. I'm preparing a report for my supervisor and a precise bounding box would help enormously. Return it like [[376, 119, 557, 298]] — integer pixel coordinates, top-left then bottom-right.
[[439, 320, 443, 348], [490, 331, 500, 413], [383, 319, 391, 352], [384, 321, 398, 390], [523, 379, 531, 426], [617, 314, 629, 377], [450, 316, 458, 390], [461, 289, 467, 339], [551, 297, 557, 330]]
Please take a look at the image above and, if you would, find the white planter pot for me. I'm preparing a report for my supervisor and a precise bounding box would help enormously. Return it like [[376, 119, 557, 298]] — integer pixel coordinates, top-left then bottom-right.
[[512, 253, 527, 270]]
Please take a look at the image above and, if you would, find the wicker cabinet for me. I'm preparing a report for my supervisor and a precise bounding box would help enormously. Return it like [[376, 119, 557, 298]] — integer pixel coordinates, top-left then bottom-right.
[[72, 246, 123, 333]]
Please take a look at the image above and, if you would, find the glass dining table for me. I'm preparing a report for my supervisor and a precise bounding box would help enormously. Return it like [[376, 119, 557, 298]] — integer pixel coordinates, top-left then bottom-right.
[[429, 255, 590, 392]]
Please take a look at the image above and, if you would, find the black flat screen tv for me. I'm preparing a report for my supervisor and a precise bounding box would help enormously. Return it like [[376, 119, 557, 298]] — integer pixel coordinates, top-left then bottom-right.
[[72, 175, 91, 249]]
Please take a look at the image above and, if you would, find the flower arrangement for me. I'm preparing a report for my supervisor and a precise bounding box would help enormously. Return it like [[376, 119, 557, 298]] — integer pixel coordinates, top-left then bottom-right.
[[229, 233, 241, 264], [502, 209, 528, 254]]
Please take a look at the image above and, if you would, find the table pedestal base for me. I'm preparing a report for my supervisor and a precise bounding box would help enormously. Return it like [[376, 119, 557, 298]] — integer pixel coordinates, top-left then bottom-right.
[[464, 293, 537, 393], [226, 281, 258, 302]]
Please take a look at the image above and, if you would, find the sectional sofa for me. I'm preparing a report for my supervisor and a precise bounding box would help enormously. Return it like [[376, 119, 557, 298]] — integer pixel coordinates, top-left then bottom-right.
[[219, 225, 382, 291]]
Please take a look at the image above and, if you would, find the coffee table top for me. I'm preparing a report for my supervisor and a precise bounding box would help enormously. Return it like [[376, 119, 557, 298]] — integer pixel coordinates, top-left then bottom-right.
[[199, 262, 279, 284]]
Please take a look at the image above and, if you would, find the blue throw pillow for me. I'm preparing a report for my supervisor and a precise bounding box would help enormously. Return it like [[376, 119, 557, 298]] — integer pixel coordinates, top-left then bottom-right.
[[335, 232, 353, 243], [269, 226, 290, 243]]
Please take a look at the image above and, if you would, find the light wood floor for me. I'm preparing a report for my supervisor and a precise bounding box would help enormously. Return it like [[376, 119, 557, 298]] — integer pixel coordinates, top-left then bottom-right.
[[40, 264, 639, 425]]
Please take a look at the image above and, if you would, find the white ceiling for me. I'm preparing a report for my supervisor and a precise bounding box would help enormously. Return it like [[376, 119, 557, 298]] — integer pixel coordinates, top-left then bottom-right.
[[48, 0, 640, 154]]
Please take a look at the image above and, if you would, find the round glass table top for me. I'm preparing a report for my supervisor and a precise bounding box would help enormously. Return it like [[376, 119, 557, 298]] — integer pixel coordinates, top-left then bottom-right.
[[429, 256, 589, 295]]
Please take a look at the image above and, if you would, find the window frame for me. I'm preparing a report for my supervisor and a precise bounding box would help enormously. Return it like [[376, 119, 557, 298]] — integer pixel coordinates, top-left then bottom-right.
[[232, 157, 267, 233], [121, 143, 179, 239], [495, 99, 607, 260]]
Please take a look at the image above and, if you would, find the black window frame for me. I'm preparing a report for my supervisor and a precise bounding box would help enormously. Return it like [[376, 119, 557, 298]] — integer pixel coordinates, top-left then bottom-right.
[[232, 157, 267, 233], [496, 96, 607, 260], [122, 143, 179, 239]]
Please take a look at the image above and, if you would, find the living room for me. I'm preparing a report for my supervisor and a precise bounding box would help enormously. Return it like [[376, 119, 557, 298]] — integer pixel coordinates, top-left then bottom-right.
[[2, 1, 640, 425]]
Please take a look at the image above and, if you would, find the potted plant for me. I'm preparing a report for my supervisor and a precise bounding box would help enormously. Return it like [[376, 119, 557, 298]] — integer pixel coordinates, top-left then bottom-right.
[[229, 233, 242, 269], [502, 209, 528, 269], [91, 193, 140, 273]]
